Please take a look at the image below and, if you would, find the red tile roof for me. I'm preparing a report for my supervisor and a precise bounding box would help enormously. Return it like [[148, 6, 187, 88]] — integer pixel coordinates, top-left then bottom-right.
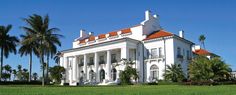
[[144, 30, 173, 40], [98, 34, 106, 39], [194, 49, 211, 55], [88, 36, 95, 41], [77, 25, 140, 44], [121, 28, 131, 34], [79, 39, 86, 44], [109, 31, 118, 37]]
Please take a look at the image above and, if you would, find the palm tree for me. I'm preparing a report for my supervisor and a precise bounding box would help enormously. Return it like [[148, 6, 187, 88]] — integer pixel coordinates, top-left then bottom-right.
[[0, 25, 19, 81], [53, 52, 62, 65], [163, 64, 185, 82], [19, 33, 38, 82], [22, 14, 62, 86], [45, 37, 62, 83], [210, 57, 231, 80], [189, 56, 214, 81], [199, 35, 206, 49]]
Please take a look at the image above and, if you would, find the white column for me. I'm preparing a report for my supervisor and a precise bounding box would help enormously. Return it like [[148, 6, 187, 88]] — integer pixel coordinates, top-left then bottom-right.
[[83, 54, 87, 81], [70, 56, 78, 86], [59, 57, 63, 67], [61, 57, 67, 85], [121, 47, 129, 60], [106, 50, 111, 81], [94, 52, 99, 82], [64, 57, 68, 83], [77, 57, 80, 83]]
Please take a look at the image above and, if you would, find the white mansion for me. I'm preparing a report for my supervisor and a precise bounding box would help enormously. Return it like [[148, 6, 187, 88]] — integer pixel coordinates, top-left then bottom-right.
[[59, 10, 211, 86]]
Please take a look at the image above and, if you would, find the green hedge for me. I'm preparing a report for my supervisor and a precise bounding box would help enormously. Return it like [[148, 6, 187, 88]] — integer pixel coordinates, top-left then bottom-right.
[[0, 81, 42, 85]]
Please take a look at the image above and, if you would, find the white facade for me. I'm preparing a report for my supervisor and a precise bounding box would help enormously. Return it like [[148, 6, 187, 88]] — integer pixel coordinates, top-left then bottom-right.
[[60, 10, 194, 86]]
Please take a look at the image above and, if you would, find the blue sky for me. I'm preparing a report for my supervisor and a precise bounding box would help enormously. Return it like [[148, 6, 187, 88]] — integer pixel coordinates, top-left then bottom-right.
[[0, 0, 236, 75]]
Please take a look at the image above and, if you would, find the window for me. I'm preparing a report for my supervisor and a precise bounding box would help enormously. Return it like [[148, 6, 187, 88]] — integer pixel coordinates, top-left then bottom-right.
[[177, 47, 181, 56], [111, 68, 117, 81], [99, 56, 105, 64], [150, 65, 159, 82], [89, 70, 95, 82], [79, 58, 84, 66], [177, 47, 183, 59], [158, 47, 163, 57], [183, 48, 185, 57], [187, 50, 190, 59], [100, 69, 105, 82], [88, 57, 94, 65], [111, 54, 117, 63], [151, 48, 157, 58]]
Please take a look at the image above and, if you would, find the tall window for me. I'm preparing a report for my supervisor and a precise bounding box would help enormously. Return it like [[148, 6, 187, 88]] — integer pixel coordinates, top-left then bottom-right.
[[151, 48, 157, 58], [150, 65, 159, 81], [187, 50, 190, 59], [89, 70, 95, 82], [99, 56, 105, 64], [111, 68, 117, 81], [158, 47, 163, 57], [111, 54, 117, 63], [183, 48, 185, 57], [89, 57, 94, 65], [177, 47, 181, 55], [100, 69, 105, 82], [80, 58, 84, 66]]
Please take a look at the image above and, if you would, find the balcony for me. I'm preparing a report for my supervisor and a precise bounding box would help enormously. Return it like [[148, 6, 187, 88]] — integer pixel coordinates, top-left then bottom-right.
[[99, 60, 105, 65]]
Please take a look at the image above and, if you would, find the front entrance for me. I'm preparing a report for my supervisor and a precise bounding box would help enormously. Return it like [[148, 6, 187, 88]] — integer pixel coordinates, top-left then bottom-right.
[[100, 69, 105, 82], [111, 68, 117, 81]]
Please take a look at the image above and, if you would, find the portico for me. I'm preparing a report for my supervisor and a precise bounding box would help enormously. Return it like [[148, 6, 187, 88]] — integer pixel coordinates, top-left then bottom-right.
[[60, 38, 141, 86]]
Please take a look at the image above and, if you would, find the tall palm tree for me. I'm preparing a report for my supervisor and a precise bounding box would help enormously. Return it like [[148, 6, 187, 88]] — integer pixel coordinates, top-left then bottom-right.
[[19, 33, 38, 82], [21, 14, 62, 86], [0, 25, 19, 81], [45, 36, 62, 83], [199, 35, 206, 49]]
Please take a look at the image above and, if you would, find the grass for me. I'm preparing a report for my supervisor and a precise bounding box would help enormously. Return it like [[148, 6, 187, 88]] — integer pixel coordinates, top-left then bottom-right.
[[0, 85, 236, 95]]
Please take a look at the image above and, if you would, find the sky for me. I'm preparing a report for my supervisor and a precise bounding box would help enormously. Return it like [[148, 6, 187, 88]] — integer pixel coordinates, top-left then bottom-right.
[[0, 0, 236, 76]]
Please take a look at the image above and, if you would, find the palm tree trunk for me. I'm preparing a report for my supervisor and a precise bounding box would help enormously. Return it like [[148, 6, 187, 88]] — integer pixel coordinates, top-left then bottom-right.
[[28, 52, 32, 82], [203, 42, 205, 49], [0, 48, 4, 81], [40, 53, 45, 86], [46, 53, 49, 84]]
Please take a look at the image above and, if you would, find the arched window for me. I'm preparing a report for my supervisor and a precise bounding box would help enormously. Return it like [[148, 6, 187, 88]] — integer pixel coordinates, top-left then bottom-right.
[[150, 65, 159, 81], [111, 68, 117, 81], [89, 70, 95, 81], [100, 69, 105, 82]]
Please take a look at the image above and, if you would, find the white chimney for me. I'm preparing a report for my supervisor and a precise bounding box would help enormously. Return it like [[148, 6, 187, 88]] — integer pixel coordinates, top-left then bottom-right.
[[145, 10, 152, 20], [80, 29, 86, 37], [179, 30, 184, 38], [192, 45, 201, 51]]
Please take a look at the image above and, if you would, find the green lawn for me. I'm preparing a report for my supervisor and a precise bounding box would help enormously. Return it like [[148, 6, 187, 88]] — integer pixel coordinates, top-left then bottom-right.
[[0, 85, 236, 95]]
